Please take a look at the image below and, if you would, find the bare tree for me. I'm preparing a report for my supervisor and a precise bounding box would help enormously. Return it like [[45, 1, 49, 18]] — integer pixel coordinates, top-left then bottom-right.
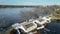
[[19, 8, 49, 21]]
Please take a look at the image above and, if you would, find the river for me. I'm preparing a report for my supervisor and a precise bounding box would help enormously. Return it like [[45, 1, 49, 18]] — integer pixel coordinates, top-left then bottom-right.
[[0, 8, 60, 34]]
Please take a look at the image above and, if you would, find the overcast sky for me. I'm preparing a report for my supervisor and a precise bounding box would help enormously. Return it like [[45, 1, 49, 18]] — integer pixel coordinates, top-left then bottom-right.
[[0, 0, 60, 5]]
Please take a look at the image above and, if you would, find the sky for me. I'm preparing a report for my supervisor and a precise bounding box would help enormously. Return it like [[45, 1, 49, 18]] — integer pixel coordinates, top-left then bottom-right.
[[0, 0, 60, 5]]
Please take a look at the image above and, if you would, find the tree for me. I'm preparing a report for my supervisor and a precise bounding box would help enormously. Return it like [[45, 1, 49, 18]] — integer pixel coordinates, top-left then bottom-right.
[[19, 8, 49, 21]]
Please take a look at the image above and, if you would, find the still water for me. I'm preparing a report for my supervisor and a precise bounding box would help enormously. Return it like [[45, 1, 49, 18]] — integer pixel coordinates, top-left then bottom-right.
[[0, 8, 60, 34]]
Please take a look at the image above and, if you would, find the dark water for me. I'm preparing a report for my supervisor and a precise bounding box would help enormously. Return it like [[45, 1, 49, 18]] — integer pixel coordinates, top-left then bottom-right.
[[0, 8, 34, 30], [0, 8, 60, 34], [45, 20, 60, 34]]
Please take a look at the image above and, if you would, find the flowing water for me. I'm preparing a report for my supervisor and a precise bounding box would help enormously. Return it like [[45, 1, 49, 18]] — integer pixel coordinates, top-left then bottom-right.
[[0, 8, 34, 27], [16, 29, 21, 34], [0, 8, 60, 34]]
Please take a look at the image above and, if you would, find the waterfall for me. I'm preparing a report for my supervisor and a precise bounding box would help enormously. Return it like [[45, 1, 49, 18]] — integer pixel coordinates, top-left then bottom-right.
[[16, 29, 21, 34]]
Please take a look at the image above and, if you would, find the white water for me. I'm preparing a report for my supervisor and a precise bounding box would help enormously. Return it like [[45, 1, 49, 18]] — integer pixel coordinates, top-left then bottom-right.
[[16, 29, 21, 34]]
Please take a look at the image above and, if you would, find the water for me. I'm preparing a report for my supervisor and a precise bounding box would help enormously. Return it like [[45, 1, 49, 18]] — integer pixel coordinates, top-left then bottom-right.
[[0, 8, 34, 18], [0, 8, 45, 27], [0, 8, 60, 34], [0, 8, 34, 30], [16, 29, 21, 34], [45, 20, 60, 34]]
